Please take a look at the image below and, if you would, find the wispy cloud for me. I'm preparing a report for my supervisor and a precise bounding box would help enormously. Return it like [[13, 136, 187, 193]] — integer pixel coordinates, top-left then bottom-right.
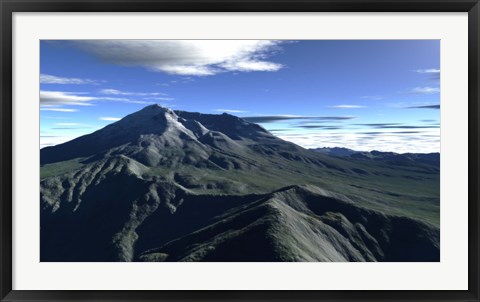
[[144, 97, 174, 101], [361, 95, 384, 100], [299, 125, 343, 130], [374, 125, 439, 129], [40, 108, 78, 112], [329, 105, 366, 109], [40, 91, 95, 107], [414, 68, 440, 81], [40, 90, 163, 111], [40, 135, 81, 148], [243, 115, 356, 123], [52, 127, 91, 130], [72, 40, 284, 76], [98, 89, 174, 104], [414, 69, 440, 74], [407, 104, 440, 109], [54, 123, 81, 126], [157, 78, 194, 87], [97, 97, 155, 105], [276, 130, 440, 153], [99, 117, 121, 121], [355, 122, 438, 129], [360, 131, 422, 134], [354, 123, 403, 127], [41, 116, 71, 120], [99, 89, 167, 97], [409, 86, 440, 94], [214, 109, 248, 113], [40, 74, 102, 85]]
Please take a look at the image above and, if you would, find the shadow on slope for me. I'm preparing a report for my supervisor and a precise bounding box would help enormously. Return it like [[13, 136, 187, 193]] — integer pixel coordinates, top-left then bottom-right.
[[138, 185, 439, 262]]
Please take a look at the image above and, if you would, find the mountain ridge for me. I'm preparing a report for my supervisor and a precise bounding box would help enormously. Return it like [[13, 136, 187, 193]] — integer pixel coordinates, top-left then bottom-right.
[[40, 105, 440, 262]]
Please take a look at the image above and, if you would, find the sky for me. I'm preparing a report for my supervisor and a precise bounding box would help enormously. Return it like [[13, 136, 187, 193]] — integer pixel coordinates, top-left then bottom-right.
[[40, 40, 440, 153]]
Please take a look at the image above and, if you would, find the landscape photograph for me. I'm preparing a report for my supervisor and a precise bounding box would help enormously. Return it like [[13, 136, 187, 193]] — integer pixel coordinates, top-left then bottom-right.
[[40, 40, 440, 262]]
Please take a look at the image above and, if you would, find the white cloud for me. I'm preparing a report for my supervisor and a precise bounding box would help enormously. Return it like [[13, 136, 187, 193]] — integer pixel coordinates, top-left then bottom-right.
[[99, 117, 121, 121], [157, 65, 217, 76], [276, 129, 440, 153], [41, 116, 71, 120], [40, 74, 102, 85], [99, 89, 167, 97], [410, 87, 440, 94], [330, 105, 366, 109], [144, 97, 174, 101], [40, 135, 79, 148], [214, 109, 248, 113], [414, 69, 440, 74], [40, 108, 78, 112], [40, 90, 160, 111], [221, 60, 281, 72], [98, 97, 155, 105], [73, 40, 284, 76], [40, 91, 95, 107], [54, 123, 81, 126]]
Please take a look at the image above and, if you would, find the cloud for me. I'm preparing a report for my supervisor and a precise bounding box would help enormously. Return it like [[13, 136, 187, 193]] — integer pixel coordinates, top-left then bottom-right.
[[299, 125, 342, 130], [40, 91, 95, 107], [97, 97, 155, 105], [40, 74, 102, 85], [54, 123, 81, 126], [40, 90, 162, 111], [361, 131, 422, 134], [414, 68, 440, 81], [51, 127, 91, 130], [40, 135, 81, 148], [99, 117, 121, 121], [414, 69, 440, 74], [374, 125, 439, 129], [361, 95, 383, 100], [72, 40, 284, 76], [214, 109, 248, 113], [40, 108, 78, 112], [144, 97, 174, 101], [354, 123, 403, 127], [157, 77, 195, 87], [407, 105, 440, 109], [355, 123, 439, 129], [330, 105, 366, 109], [99, 89, 167, 97], [243, 115, 356, 123], [275, 130, 440, 153], [220, 60, 282, 72], [41, 116, 71, 120], [409, 87, 440, 94]]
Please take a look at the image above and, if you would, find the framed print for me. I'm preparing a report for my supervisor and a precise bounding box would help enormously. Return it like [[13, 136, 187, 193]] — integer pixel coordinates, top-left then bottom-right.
[[1, 0, 479, 301]]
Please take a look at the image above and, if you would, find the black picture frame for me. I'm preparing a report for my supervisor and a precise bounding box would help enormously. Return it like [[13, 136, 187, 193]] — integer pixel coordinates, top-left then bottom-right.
[[1, 0, 479, 301]]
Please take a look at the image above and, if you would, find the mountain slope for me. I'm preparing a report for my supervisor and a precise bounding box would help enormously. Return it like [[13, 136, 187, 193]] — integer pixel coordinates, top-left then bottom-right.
[[139, 185, 438, 262], [312, 147, 440, 168], [40, 105, 440, 262]]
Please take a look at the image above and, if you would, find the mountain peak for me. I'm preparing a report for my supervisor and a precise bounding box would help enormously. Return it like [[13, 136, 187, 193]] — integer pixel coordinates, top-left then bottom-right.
[[40, 105, 277, 165], [134, 104, 175, 116]]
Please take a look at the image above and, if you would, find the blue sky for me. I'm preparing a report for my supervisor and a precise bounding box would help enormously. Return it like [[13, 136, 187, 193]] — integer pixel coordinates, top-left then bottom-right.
[[40, 40, 440, 152]]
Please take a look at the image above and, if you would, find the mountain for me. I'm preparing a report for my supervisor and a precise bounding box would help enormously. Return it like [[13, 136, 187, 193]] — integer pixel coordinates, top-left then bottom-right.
[[40, 105, 440, 262], [312, 147, 440, 168], [310, 147, 358, 157]]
